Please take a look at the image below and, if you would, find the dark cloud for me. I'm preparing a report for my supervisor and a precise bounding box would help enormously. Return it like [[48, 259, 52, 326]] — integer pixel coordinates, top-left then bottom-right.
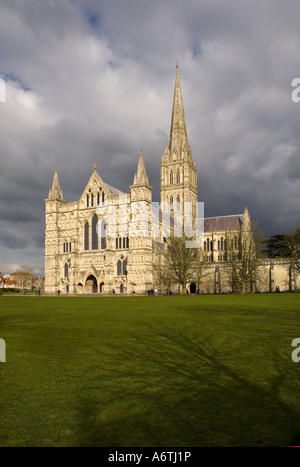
[[0, 0, 300, 273]]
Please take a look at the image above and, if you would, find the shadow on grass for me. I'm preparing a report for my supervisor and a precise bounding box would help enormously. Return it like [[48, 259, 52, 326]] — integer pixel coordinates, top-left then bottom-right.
[[74, 324, 300, 447]]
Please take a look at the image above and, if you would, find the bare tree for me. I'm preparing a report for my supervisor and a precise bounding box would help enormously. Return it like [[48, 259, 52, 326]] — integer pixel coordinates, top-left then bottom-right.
[[152, 250, 175, 292], [224, 220, 263, 294], [157, 234, 198, 294], [191, 247, 206, 293], [11, 270, 33, 290]]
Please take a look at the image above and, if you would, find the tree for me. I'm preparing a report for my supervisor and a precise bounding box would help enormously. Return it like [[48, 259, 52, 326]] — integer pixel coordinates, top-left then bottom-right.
[[263, 234, 290, 258], [191, 247, 206, 293], [11, 270, 33, 290], [286, 222, 300, 274], [224, 220, 263, 294], [157, 234, 198, 294], [152, 250, 175, 292]]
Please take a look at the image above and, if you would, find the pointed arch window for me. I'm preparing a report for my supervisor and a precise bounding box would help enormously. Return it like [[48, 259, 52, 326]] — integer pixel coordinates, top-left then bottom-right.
[[92, 215, 98, 250], [117, 257, 127, 276], [102, 192, 105, 205], [221, 237, 224, 251], [176, 195, 180, 211], [176, 171, 180, 184], [84, 222, 89, 250], [122, 259, 127, 276], [100, 219, 106, 250], [91, 193, 94, 207], [170, 171, 173, 185], [86, 194, 89, 208], [170, 196, 173, 211], [64, 262, 69, 278]]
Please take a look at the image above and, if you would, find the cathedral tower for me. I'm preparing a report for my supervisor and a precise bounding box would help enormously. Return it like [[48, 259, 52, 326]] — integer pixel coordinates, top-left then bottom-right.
[[160, 65, 198, 231]]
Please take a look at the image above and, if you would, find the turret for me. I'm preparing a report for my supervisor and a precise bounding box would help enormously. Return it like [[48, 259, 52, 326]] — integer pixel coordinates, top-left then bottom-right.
[[130, 149, 153, 203], [48, 166, 63, 200]]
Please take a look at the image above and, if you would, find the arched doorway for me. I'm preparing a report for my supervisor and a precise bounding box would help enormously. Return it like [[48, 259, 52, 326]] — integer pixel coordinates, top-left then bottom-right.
[[77, 283, 83, 294], [85, 275, 98, 294], [190, 282, 196, 294], [119, 283, 124, 294], [99, 282, 104, 294], [65, 284, 69, 294]]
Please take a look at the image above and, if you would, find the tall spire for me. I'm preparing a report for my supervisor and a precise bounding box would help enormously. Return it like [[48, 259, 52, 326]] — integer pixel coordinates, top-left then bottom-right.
[[160, 65, 198, 228], [133, 149, 150, 186], [169, 64, 189, 155], [48, 166, 63, 200]]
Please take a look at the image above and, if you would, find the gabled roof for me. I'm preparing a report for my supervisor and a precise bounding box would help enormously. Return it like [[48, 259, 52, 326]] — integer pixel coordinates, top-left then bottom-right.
[[80, 165, 127, 201], [199, 214, 244, 233], [104, 183, 126, 197]]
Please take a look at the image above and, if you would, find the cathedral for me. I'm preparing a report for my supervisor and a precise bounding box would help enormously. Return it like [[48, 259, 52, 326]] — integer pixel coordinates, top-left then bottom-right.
[[44, 65, 250, 295]]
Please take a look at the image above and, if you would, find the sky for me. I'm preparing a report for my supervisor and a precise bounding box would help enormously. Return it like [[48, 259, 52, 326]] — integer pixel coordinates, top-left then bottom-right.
[[0, 0, 300, 275]]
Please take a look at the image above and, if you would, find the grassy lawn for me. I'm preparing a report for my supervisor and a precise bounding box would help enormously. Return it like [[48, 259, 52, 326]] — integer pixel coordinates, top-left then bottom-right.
[[0, 293, 300, 447]]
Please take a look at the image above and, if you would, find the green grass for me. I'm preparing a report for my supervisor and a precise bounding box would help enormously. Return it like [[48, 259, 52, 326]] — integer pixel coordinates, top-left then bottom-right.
[[0, 293, 300, 447]]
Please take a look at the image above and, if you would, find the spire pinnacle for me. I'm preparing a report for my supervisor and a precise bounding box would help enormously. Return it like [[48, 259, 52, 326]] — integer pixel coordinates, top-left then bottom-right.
[[48, 166, 63, 200], [169, 64, 189, 155], [133, 149, 150, 186]]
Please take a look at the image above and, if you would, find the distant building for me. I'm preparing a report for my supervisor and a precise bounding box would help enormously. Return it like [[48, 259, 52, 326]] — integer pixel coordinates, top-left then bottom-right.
[[3, 277, 17, 288]]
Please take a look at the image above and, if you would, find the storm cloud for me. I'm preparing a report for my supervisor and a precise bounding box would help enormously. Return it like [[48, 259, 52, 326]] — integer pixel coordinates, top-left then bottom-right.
[[0, 0, 300, 274]]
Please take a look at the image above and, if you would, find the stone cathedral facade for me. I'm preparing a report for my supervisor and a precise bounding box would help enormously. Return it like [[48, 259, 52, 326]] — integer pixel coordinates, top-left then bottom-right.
[[44, 66, 252, 295]]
